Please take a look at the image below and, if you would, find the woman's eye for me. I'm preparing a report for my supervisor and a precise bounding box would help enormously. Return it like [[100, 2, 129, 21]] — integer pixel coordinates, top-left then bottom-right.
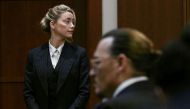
[[64, 20, 70, 24], [94, 60, 101, 66]]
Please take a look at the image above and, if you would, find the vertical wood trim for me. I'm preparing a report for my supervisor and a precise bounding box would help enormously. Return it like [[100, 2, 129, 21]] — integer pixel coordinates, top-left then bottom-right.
[[87, 0, 102, 108], [0, 1, 2, 73], [73, 0, 87, 48], [86, 0, 102, 57], [187, 0, 190, 22], [183, 0, 187, 25]]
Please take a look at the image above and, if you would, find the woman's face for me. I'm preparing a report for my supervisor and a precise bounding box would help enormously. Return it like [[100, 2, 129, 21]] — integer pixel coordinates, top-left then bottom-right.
[[51, 11, 76, 39]]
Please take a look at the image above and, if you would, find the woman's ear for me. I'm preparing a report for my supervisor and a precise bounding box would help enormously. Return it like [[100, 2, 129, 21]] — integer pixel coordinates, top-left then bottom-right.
[[50, 20, 55, 29]]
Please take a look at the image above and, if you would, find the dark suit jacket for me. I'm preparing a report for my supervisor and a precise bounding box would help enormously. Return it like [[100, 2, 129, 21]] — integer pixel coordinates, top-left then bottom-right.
[[24, 42, 90, 109], [94, 81, 164, 109], [166, 88, 190, 109]]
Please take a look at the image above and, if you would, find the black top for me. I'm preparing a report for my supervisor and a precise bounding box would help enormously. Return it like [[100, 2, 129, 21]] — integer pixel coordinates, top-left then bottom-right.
[[24, 42, 90, 109]]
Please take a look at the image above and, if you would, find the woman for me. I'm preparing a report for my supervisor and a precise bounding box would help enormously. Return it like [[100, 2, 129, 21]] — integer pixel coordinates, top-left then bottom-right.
[[24, 4, 90, 109]]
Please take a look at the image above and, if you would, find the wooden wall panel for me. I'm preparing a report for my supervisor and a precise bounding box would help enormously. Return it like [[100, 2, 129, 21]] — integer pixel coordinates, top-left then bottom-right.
[[188, 0, 190, 22], [73, 0, 87, 48], [86, 0, 102, 57], [0, 83, 25, 109], [118, 0, 186, 48], [86, 0, 102, 108]]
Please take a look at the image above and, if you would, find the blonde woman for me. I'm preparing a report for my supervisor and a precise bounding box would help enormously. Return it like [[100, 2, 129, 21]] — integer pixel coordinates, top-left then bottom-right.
[[24, 4, 90, 109]]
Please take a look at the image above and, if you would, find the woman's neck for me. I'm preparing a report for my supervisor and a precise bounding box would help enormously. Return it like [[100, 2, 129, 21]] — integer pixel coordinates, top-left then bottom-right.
[[50, 34, 65, 48]]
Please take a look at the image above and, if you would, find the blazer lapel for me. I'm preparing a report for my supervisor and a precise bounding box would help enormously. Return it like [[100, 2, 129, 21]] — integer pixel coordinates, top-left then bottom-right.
[[35, 43, 53, 95], [56, 42, 75, 93]]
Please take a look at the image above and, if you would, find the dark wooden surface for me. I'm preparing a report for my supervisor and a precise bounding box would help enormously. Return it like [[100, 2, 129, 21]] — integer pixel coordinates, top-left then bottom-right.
[[188, 0, 190, 22], [118, 0, 189, 48], [86, 0, 102, 108]]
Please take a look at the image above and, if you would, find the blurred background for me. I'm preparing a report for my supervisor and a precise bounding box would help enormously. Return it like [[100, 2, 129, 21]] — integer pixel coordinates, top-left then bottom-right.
[[0, 0, 189, 109]]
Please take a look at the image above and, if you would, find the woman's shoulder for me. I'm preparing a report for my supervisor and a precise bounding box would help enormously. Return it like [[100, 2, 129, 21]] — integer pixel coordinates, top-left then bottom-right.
[[28, 43, 49, 54], [67, 42, 86, 53]]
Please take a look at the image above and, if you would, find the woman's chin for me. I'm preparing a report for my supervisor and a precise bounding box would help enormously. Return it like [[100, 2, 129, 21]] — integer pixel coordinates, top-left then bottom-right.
[[65, 34, 73, 38], [65, 37, 73, 43]]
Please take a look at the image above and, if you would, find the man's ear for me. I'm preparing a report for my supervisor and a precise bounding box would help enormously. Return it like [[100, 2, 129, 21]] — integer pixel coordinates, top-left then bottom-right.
[[116, 54, 128, 72], [50, 20, 55, 29]]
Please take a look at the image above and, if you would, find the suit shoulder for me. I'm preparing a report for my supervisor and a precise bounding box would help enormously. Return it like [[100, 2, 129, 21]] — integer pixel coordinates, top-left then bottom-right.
[[69, 43, 87, 54], [28, 43, 48, 55]]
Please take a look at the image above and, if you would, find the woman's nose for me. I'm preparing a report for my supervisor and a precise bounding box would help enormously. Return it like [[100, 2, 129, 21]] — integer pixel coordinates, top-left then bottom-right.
[[70, 22, 75, 28], [89, 69, 95, 77]]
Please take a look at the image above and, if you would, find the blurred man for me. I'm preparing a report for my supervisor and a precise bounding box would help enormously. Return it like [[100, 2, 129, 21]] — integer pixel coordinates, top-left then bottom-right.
[[90, 28, 164, 109], [154, 24, 190, 109]]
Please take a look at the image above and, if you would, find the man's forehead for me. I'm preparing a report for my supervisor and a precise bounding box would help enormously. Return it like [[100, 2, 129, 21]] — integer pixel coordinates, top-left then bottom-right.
[[100, 37, 114, 45], [93, 37, 114, 58]]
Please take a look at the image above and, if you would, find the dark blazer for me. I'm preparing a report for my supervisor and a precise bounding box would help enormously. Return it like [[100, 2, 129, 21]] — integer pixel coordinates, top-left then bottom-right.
[[94, 81, 164, 109], [24, 42, 90, 109]]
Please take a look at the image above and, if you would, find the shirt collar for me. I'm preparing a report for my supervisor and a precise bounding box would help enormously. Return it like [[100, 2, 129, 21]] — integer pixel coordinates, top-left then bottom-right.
[[49, 41, 64, 56], [113, 76, 148, 98]]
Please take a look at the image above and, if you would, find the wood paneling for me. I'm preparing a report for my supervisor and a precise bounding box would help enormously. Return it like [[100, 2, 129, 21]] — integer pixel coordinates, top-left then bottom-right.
[[188, 0, 190, 22], [118, 0, 186, 48], [86, 0, 102, 108], [73, 0, 87, 48], [0, 83, 25, 109], [183, 0, 190, 24], [86, 0, 102, 57]]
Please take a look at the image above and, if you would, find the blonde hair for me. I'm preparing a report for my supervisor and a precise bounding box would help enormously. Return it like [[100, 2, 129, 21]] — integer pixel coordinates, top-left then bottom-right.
[[40, 4, 76, 33]]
